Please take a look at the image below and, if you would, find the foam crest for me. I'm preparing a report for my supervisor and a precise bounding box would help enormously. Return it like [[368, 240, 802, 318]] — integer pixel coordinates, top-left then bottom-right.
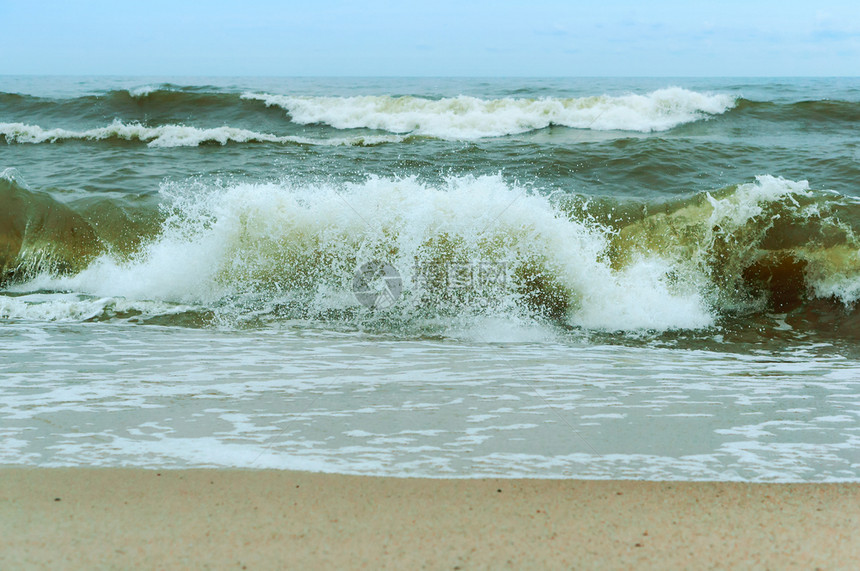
[[705, 175, 812, 228], [0, 293, 200, 322], [0, 121, 405, 148], [1, 167, 22, 183], [243, 88, 736, 138], [0, 294, 111, 321], [128, 85, 160, 97], [20, 175, 713, 332]]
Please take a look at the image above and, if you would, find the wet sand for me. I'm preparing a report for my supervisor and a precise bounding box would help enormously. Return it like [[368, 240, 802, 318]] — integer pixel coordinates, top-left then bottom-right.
[[1, 468, 857, 569]]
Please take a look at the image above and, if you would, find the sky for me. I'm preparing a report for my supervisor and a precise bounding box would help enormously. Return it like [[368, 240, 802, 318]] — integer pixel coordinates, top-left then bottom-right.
[[1, 0, 858, 76]]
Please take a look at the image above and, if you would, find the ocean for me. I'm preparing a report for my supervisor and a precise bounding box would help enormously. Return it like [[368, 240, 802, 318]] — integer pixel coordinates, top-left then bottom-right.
[[1, 76, 859, 481]]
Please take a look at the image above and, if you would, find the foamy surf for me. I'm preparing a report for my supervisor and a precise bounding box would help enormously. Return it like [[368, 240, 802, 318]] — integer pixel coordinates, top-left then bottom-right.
[[242, 87, 736, 138], [0, 293, 201, 323], [12, 175, 714, 332], [7, 170, 860, 333], [0, 121, 406, 148]]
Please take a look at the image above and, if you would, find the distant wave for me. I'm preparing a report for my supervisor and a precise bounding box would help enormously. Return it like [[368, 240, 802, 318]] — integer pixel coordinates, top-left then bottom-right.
[[242, 88, 738, 138], [0, 121, 407, 148], [5, 88, 858, 141]]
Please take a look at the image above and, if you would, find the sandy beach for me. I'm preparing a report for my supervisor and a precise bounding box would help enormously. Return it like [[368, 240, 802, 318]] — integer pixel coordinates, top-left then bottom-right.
[[0, 469, 857, 569]]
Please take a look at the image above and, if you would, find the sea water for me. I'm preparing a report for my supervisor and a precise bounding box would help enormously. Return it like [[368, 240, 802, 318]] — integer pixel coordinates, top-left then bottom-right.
[[1, 77, 859, 480]]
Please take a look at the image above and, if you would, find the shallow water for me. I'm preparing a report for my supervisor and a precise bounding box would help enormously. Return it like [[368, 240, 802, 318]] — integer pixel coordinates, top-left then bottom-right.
[[2, 322, 858, 480]]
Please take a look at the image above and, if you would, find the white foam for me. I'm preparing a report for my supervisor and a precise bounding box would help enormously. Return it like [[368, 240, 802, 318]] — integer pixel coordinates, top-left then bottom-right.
[[810, 275, 860, 305], [19, 175, 714, 332], [242, 87, 737, 139], [3, 321, 858, 480], [0, 167, 24, 183], [575, 257, 711, 331], [0, 293, 200, 322], [705, 175, 812, 229], [0, 295, 111, 321], [128, 85, 159, 97], [0, 121, 405, 148]]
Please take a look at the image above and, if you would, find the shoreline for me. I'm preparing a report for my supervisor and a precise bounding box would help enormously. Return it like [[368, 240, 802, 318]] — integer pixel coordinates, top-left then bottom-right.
[[2, 468, 858, 569]]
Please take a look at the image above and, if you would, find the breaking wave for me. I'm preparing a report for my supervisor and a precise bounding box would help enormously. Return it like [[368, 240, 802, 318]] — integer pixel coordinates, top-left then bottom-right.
[[0, 121, 407, 148], [242, 88, 737, 138], [4, 169, 860, 335]]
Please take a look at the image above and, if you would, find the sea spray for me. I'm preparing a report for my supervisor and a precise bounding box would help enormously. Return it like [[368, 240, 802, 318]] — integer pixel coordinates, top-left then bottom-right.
[[10, 175, 713, 331]]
